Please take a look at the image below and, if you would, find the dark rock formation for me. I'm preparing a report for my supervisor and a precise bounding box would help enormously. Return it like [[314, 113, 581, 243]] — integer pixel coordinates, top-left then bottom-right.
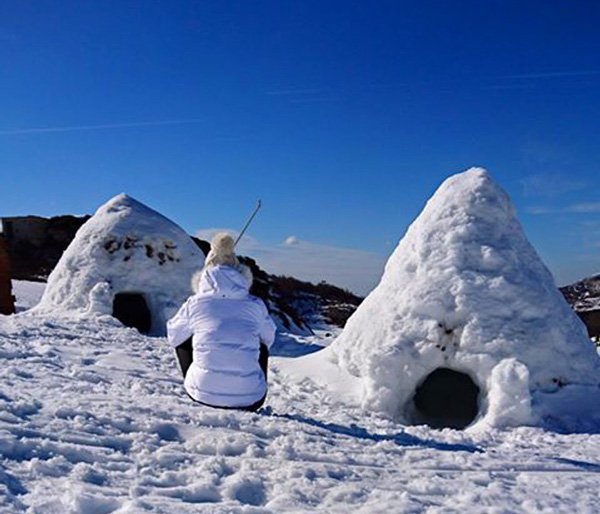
[[0, 234, 15, 314], [560, 275, 600, 345], [575, 310, 600, 344], [269, 275, 363, 328], [190, 236, 211, 257], [560, 275, 600, 311], [1, 215, 90, 280]]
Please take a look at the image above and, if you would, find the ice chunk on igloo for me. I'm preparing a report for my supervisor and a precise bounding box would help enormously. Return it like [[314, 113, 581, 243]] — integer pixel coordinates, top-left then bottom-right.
[[287, 168, 600, 430], [34, 194, 204, 335]]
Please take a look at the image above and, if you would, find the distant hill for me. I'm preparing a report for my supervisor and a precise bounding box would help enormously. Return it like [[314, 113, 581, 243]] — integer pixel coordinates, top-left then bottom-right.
[[1, 215, 90, 281], [560, 275, 600, 312], [560, 276, 600, 343], [267, 273, 363, 329]]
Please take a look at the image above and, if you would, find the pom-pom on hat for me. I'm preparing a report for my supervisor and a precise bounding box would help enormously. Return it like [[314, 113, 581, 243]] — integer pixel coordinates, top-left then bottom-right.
[[205, 232, 239, 268]]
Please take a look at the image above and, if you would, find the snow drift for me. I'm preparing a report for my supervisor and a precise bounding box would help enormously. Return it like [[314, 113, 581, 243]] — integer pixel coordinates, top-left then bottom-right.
[[290, 168, 600, 430], [34, 194, 204, 335]]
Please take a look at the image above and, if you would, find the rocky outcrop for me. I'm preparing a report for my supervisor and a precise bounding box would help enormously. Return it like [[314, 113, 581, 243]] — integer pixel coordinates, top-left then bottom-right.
[[269, 275, 363, 328], [0, 235, 15, 314], [560, 274, 600, 312], [560, 275, 600, 343], [575, 309, 600, 343], [1, 215, 90, 280]]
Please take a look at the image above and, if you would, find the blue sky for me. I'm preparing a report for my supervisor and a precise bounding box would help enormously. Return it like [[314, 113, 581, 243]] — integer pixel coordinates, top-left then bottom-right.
[[1, 1, 599, 294]]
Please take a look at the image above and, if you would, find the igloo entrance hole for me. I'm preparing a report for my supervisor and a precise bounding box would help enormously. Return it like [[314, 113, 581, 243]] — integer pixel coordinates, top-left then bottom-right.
[[113, 293, 151, 334], [411, 368, 480, 429]]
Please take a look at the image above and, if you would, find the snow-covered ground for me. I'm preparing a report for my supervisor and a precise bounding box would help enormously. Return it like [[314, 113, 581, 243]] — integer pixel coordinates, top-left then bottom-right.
[[0, 281, 599, 513], [12, 280, 45, 313]]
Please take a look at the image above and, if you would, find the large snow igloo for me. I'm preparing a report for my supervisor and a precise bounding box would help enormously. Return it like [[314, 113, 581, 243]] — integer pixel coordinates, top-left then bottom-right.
[[35, 194, 204, 335], [323, 168, 600, 429]]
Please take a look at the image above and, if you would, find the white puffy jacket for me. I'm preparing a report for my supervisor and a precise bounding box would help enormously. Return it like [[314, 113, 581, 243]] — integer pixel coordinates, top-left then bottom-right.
[[167, 265, 276, 407]]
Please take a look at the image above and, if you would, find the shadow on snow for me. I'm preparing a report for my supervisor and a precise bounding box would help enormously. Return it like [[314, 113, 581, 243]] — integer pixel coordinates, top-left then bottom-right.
[[270, 333, 326, 358], [263, 410, 482, 454]]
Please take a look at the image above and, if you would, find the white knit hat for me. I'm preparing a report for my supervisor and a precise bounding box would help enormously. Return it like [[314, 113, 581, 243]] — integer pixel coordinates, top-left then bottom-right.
[[192, 232, 253, 292], [204, 232, 239, 268]]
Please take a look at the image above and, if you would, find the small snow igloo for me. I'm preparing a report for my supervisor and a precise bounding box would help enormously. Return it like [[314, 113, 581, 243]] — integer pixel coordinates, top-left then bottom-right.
[[36, 194, 204, 335], [326, 168, 600, 429]]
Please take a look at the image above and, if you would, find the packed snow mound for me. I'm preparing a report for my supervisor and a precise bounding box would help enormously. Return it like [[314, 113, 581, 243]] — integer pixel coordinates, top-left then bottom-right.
[[34, 194, 204, 335], [319, 167, 600, 428]]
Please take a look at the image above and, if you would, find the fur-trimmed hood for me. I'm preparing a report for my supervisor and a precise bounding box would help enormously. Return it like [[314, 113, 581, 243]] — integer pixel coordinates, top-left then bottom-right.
[[192, 264, 253, 296]]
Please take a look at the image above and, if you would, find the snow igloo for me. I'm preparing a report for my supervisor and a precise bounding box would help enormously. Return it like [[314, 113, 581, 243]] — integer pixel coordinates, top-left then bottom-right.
[[297, 168, 600, 430], [35, 194, 204, 335]]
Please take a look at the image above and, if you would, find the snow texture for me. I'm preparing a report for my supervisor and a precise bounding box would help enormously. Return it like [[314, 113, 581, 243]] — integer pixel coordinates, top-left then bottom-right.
[[33, 194, 205, 335], [11, 280, 45, 313], [1, 290, 600, 512], [304, 168, 600, 429], [2, 171, 600, 511]]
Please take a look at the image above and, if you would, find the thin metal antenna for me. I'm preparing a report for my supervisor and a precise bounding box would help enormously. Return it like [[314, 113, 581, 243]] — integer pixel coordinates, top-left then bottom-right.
[[234, 200, 262, 247]]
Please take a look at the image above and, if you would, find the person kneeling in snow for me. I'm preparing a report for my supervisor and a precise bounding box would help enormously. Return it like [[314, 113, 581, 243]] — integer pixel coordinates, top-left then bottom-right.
[[167, 233, 276, 411]]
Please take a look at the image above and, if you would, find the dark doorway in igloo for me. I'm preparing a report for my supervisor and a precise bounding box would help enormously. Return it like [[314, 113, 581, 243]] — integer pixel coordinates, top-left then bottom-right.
[[411, 368, 480, 429], [113, 293, 151, 334]]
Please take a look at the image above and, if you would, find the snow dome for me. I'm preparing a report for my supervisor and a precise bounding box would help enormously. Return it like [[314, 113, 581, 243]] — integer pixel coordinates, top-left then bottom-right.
[[291, 168, 600, 430], [35, 194, 204, 335]]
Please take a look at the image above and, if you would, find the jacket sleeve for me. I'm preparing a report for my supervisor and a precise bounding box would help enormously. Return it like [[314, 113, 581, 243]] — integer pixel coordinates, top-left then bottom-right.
[[256, 301, 277, 349], [166, 298, 194, 348]]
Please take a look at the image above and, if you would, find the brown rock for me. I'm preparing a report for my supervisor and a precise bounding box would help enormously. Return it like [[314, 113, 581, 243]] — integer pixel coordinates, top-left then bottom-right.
[[0, 234, 15, 315]]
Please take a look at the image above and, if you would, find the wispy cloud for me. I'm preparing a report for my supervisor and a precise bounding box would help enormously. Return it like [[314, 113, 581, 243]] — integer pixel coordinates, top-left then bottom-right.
[[499, 71, 600, 80], [265, 70, 600, 100], [0, 118, 205, 136], [264, 87, 339, 105], [520, 172, 587, 199], [526, 203, 600, 216], [525, 206, 556, 215], [264, 88, 326, 96], [487, 84, 540, 91], [565, 203, 600, 214], [288, 97, 339, 104], [283, 235, 299, 246], [196, 228, 387, 296], [487, 71, 600, 92]]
